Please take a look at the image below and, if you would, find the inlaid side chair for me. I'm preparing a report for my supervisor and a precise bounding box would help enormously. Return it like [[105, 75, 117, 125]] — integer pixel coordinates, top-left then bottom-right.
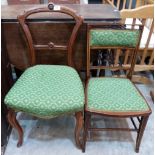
[[82, 24, 152, 153], [4, 3, 84, 148]]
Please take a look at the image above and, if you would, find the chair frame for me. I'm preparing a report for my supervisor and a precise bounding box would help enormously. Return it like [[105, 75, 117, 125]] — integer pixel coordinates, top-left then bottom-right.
[[104, 1, 154, 84], [7, 3, 84, 149], [82, 23, 152, 153]]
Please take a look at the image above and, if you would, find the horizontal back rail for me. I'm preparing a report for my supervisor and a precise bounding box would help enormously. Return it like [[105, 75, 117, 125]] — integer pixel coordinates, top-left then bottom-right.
[[87, 24, 143, 80], [17, 3, 83, 67]]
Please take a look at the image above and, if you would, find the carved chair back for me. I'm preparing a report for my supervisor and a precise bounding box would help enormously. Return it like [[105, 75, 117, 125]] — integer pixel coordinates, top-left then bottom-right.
[[17, 3, 83, 67], [86, 24, 143, 80]]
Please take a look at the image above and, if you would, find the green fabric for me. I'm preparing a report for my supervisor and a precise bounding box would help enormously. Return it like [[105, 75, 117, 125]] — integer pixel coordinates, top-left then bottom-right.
[[5, 65, 84, 118], [90, 29, 140, 47], [87, 78, 149, 112]]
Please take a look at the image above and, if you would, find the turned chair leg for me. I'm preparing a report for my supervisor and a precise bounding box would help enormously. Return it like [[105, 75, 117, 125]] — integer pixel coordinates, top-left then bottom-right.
[[7, 109, 23, 147], [135, 116, 149, 153], [75, 111, 83, 149], [82, 113, 91, 153]]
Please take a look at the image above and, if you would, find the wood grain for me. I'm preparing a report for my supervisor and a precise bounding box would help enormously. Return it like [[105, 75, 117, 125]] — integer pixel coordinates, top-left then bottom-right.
[[2, 4, 120, 71]]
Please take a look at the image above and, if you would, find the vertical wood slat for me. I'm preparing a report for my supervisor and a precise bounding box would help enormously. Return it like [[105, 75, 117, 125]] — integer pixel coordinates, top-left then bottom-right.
[[131, 18, 136, 29], [104, 0, 115, 8], [135, 0, 141, 8], [87, 27, 90, 79], [129, 0, 132, 9], [129, 49, 135, 64], [136, 0, 146, 8], [114, 49, 121, 65], [149, 51, 154, 65], [124, 49, 130, 64], [123, 0, 127, 9], [141, 19, 154, 64], [117, 0, 120, 9]]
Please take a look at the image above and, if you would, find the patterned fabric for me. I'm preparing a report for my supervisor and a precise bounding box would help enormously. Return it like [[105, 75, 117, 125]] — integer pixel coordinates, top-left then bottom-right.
[[5, 65, 84, 118], [87, 78, 149, 112], [90, 29, 140, 47]]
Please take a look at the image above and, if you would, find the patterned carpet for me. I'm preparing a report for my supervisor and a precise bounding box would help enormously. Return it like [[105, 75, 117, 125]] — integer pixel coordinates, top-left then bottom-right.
[[4, 84, 154, 155]]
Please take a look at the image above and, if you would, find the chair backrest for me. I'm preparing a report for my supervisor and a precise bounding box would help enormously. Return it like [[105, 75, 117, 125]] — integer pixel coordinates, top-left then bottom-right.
[[17, 3, 83, 67], [120, 4, 154, 66], [86, 24, 143, 80], [104, 0, 153, 10], [48, 0, 80, 4]]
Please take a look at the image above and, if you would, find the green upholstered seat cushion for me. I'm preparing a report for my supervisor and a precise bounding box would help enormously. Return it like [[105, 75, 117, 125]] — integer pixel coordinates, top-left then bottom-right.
[[87, 78, 150, 112], [5, 65, 84, 118], [90, 29, 140, 47]]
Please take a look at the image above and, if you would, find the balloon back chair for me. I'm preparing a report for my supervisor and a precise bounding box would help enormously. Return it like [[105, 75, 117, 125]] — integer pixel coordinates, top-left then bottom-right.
[[4, 3, 84, 149], [83, 23, 152, 153]]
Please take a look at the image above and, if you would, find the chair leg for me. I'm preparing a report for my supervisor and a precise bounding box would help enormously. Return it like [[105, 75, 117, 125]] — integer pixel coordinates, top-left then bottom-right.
[[135, 116, 149, 153], [75, 111, 83, 149], [7, 109, 23, 147], [82, 112, 91, 153], [150, 91, 154, 101]]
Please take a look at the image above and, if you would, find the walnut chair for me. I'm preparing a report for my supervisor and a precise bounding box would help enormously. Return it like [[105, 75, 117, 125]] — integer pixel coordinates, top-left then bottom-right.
[[82, 24, 152, 153], [4, 3, 84, 149]]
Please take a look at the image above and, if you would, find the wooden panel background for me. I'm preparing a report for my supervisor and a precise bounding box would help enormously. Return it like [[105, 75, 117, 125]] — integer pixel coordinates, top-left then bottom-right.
[[2, 22, 86, 71]]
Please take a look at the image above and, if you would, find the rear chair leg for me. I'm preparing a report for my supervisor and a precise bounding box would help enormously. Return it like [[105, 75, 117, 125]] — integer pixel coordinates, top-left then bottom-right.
[[7, 109, 23, 147], [135, 116, 149, 153], [82, 112, 91, 153], [75, 111, 83, 149]]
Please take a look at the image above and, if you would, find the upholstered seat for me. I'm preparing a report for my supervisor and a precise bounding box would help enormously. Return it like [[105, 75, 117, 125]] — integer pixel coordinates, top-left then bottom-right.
[[87, 78, 149, 113], [90, 29, 140, 47], [5, 65, 84, 118]]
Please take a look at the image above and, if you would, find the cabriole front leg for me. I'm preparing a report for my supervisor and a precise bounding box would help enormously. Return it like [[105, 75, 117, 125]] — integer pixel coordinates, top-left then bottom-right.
[[7, 109, 23, 147]]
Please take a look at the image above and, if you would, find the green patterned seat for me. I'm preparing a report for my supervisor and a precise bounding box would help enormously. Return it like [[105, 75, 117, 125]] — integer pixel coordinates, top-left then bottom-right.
[[87, 78, 149, 112], [5, 65, 84, 118], [90, 29, 140, 47]]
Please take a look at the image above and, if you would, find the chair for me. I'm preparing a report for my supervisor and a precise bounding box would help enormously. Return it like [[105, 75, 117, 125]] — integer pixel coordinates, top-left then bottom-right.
[[104, 1, 154, 84], [104, 0, 153, 9], [82, 23, 152, 153], [4, 3, 84, 149], [120, 4, 154, 84]]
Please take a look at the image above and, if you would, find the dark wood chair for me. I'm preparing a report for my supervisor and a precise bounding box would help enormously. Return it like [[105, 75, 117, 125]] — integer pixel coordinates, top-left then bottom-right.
[[83, 23, 152, 153], [4, 3, 84, 149]]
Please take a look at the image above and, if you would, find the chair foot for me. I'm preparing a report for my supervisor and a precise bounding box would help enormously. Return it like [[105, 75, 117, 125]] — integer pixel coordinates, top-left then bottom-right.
[[150, 91, 154, 101], [135, 148, 139, 153], [75, 111, 83, 149], [82, 112, 91, 153], [7, 109, 23, 147], [135, 116, 149, 153]]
